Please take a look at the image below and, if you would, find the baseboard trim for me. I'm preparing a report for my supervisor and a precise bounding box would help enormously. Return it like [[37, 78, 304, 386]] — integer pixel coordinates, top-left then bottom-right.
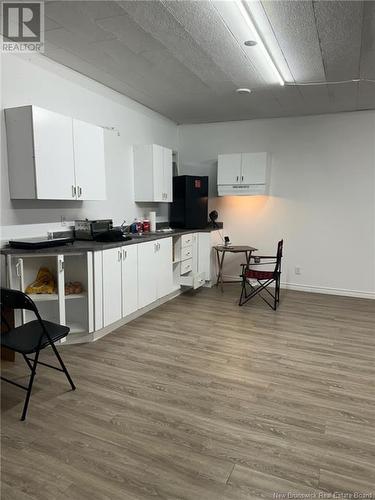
[[282, 282, 375, 300], [222, 274, 375, 300]]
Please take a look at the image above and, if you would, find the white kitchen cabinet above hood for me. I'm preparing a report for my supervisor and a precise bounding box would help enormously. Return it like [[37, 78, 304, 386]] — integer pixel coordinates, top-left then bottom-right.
[[217, 152, 269, 196]]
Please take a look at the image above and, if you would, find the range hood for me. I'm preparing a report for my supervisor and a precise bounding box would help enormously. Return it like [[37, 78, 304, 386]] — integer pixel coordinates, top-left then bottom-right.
[[218, 183, 267, 196], [217, 152, 269, 196]]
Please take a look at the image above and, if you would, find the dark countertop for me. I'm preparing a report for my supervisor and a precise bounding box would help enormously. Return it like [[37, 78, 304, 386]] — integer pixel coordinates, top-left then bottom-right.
[[1, 224, 223, 255]]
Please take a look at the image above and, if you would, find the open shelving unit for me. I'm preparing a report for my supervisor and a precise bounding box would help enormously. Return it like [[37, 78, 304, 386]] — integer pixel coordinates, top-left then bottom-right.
[[6, 251, 93, 341]]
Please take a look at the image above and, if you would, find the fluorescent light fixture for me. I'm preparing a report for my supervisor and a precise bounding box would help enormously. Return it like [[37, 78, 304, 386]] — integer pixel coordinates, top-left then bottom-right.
[[236, 0, 285, 86]]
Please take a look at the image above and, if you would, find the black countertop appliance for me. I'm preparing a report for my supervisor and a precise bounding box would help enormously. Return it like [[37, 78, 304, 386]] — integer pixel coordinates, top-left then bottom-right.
[[170, 175, 208, 229]]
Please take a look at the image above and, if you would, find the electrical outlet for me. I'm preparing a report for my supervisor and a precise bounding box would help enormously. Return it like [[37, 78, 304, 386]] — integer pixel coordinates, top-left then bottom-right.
[[295, 266, 301, 275]]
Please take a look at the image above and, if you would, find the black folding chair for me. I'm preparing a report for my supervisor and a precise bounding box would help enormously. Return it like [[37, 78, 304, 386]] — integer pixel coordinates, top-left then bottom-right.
[[1, 288, 76, 420], [239, 240, 283, 310]]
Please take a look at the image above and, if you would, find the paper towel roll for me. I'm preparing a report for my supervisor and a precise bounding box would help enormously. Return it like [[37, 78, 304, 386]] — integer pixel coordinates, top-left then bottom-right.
[[149, 211, 156, 232]]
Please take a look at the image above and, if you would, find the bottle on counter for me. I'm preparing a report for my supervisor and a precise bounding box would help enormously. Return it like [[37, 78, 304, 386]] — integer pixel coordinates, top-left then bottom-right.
[[130, 219, 138, 234], [136, 218, 143, 235], [149, 211, 156, 232], [142, 219, 150, 232]]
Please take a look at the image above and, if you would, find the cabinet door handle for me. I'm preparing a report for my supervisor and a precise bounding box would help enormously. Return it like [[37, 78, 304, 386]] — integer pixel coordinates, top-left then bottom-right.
[[72, 185, 76, 198], [59, 259, 64, 272], [123, 249, 127, 260], [78, 186, 82, 198], [236, 176, 239, 182], [118, 250, 122, 261], [241, 176, 244, 181]]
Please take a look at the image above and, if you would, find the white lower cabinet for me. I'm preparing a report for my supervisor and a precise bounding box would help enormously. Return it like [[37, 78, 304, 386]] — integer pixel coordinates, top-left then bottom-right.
[[156, 238, 174, 299], [3, 232, 217, 343], [138, 241, 158, 308], [121, 245, 138, 317], [138, 237, 173, 309], [102, 245, 139, 327], [102, 248, 123, 327]]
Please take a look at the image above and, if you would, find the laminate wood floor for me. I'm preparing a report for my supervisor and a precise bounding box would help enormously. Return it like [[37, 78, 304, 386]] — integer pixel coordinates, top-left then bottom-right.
[[1, 286, 375, 499]]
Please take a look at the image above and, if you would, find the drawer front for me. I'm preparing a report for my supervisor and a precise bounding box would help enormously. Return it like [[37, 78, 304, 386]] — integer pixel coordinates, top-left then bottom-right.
[[181, 245, 193, 261], [180, 271, 206, 289], [181, 234, 193, 248], [193, 272, 206, 289], [180, 258, 192, 275]]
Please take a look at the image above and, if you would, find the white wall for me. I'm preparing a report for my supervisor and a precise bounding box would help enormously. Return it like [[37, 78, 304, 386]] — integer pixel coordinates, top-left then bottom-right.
[[1, 53, 178, 230], [178, 112, 375, 298]]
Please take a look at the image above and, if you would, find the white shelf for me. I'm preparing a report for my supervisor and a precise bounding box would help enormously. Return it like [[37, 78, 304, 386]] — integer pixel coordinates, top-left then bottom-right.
[[27, 292, 87, 302], [27, 293, 58, 302], [65, 292, 87, 300], [69, 322, 88, 334]]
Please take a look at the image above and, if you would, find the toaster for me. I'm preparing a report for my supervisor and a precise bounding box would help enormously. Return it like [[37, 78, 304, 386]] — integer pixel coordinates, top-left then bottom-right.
[[74, 219, 113, 240]]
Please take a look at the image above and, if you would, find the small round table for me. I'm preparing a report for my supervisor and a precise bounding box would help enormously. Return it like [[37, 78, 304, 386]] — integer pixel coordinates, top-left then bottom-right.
[[214, 245, 258, 291]]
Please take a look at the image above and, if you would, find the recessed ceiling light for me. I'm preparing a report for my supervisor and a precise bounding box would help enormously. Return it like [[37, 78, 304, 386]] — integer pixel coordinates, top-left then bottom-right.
[[236, 88, 252, 95], [244, 40, 257, 47]]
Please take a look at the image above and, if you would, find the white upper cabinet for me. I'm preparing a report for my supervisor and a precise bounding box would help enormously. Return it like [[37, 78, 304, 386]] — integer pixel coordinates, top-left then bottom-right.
[[5, 106, 76, 200], [4, 105, 106, 200], [163, 147, 173, 201], [241, 153, 268, 184], [32, 107, 76, 200], [73, 119, 106, 200], [217, 152, 268, 196], [134, 144, 173, 202], [217, 153, 242, 185]]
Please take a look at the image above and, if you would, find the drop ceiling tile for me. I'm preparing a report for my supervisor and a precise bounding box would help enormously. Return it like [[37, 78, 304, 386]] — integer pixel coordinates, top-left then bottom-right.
[[360, 1, 375, 79], [161, 1, 264, 88], [96, 13, 164, 55], [116, 0, 238, 93], [45, 1, 117, 42], [261, 0, 325, 82], [72, 1, 126, 21], [357, 81, 375, 110], [313, 1, 363, 81]]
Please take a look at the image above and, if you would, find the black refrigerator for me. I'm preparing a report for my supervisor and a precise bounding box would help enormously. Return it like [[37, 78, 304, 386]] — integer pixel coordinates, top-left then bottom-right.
[[170, 175, 208, 229]]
